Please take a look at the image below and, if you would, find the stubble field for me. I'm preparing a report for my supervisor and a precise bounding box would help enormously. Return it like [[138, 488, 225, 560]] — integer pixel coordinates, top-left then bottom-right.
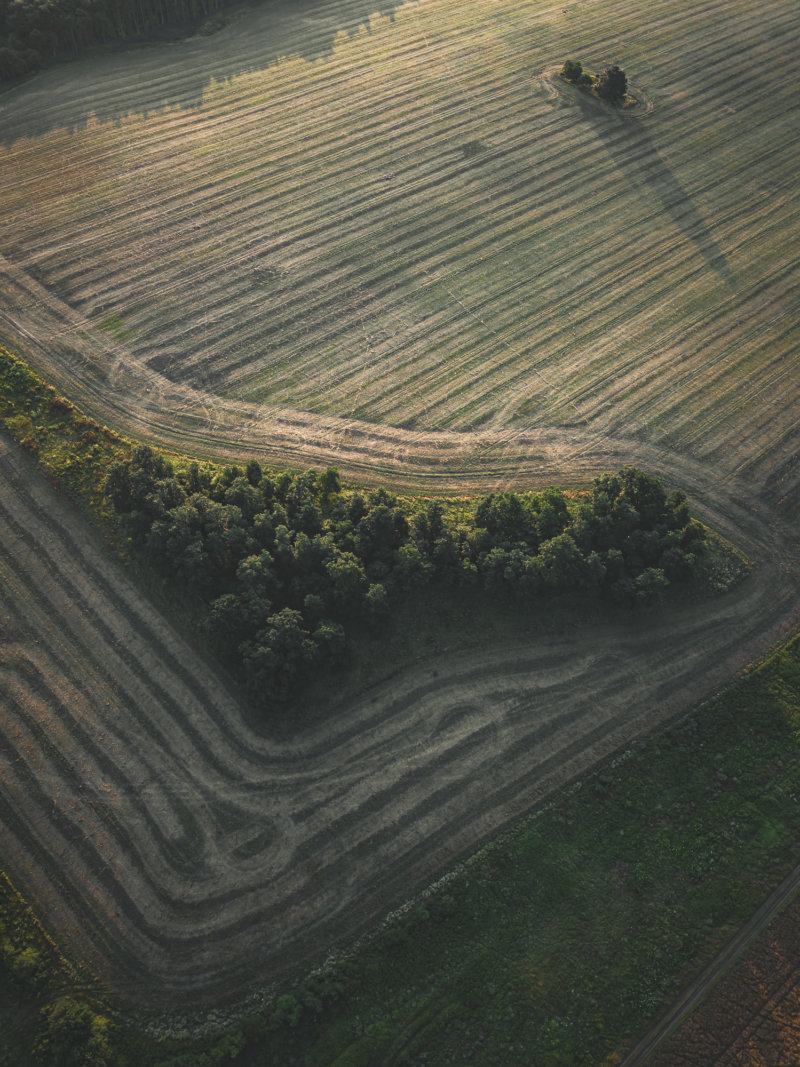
[[1, 0, 799, 501], [1, 0, 800, 1016], [1, 430, 798, 1007]]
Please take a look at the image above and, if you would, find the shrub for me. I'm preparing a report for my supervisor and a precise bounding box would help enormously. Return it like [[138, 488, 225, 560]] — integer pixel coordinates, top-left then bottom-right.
[[595, 64, 627, 102]]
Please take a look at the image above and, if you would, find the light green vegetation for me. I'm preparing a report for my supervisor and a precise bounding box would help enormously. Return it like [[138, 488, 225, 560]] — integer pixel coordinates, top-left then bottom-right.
[[97, 315, 135, 342], [0, 345, 128, 534]]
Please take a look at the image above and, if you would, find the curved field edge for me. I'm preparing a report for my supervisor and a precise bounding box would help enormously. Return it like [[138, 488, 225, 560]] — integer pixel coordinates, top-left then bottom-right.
[[1, 347, 799, 1017]]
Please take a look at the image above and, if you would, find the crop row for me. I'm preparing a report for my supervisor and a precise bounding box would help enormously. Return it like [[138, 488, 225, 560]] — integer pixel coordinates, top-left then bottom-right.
[[0, 0, 798, 518]]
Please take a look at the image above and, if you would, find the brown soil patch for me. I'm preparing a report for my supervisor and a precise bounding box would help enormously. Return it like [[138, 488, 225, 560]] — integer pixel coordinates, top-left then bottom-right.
[[650, 894, 800, 1065]]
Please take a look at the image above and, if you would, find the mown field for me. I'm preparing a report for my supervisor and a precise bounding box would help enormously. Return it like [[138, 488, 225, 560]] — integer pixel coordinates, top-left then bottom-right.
[[0, 346, 796, 1022], [1, 0, 800, 1056], [0, 0, 799, 503], [4, 418, 795, 1010]]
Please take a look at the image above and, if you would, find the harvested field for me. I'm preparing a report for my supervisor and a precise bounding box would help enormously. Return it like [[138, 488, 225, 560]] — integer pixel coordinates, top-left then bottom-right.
[[0, 430, 798, 1005], [0, 0, 799, 508], [1, 0, 800, 1013]]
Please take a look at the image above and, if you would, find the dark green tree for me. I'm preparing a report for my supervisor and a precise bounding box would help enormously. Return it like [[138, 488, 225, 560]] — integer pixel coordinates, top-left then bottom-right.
[[561, 59, 583, 82], [241, 609, 316, 702], [595, 64, 627, 102], [34, 997, 113, 1067]]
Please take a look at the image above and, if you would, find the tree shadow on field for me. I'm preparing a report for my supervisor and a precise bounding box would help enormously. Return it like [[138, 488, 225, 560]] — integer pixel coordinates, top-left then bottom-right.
[[573, 93, 734, 287], [1, 0, 407, 145]]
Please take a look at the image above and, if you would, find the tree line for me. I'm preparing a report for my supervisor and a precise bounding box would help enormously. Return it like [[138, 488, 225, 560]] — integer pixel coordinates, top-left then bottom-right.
[[104, 450, 707, 712], [0, 0, 231, 80]]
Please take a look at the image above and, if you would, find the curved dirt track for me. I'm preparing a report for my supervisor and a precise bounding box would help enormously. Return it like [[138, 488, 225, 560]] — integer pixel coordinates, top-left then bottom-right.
[[1, 429, 798, 1007]]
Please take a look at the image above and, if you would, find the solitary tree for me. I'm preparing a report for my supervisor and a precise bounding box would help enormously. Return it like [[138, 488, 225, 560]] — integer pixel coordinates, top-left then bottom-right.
[[561, 59, 583, 82], [595, 64, 627, 102]]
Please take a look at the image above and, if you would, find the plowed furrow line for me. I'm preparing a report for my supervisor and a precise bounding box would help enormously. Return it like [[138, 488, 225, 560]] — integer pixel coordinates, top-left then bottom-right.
[[0, 626, 238, 890], [0, 681, 191, 909], [0, 523, 233, 782], [0, 486, 263, 769]]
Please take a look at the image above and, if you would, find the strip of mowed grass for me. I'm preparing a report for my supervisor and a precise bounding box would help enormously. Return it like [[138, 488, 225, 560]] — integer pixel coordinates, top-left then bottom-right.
[[2, 0, 799, 492]]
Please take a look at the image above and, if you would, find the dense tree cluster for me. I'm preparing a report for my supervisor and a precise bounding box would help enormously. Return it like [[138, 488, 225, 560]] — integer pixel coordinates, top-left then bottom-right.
[[0, 0, 229, 80], [595, 63, 628, 102], [105, 450, 707, 710], [560, 59, 591, 86], [560, 59, 628, 102]]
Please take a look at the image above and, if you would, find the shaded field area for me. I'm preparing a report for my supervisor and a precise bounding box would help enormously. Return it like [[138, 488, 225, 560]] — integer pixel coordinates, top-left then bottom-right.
[[6, 602, 800, 1066], [0, 424, 798, 1007], [0, 0, 799, 509]]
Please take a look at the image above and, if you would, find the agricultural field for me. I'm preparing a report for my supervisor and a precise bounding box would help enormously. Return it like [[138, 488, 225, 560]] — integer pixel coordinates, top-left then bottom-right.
[[0, 0, 800, 1043], [0, 0, 799, 501], [651, 892, 800, 1066], [2, 424, 796, 1009]]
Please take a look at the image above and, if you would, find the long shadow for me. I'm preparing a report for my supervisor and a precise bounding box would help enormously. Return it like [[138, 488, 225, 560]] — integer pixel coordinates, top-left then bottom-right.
[[1, 0, 406, 145], [572, 92, 734, 287]]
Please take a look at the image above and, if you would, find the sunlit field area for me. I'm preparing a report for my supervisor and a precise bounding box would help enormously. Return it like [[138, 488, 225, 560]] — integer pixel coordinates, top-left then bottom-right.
[[1, 0, 799, 498]]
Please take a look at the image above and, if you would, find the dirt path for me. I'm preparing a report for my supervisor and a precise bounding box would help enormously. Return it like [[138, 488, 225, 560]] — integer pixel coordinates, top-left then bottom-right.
[[622, 865, 800, 1064], [1, 428, 797, 1009], [2, 238, 799, 518], [647, 892, 800, 1065]]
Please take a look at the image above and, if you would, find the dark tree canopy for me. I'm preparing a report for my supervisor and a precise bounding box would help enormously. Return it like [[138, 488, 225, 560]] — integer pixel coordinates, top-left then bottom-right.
[[595, 64, 628, 102], [104, 451, 708, 715], [561, 59, 583, 83], [0, 0, 231, 80]]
